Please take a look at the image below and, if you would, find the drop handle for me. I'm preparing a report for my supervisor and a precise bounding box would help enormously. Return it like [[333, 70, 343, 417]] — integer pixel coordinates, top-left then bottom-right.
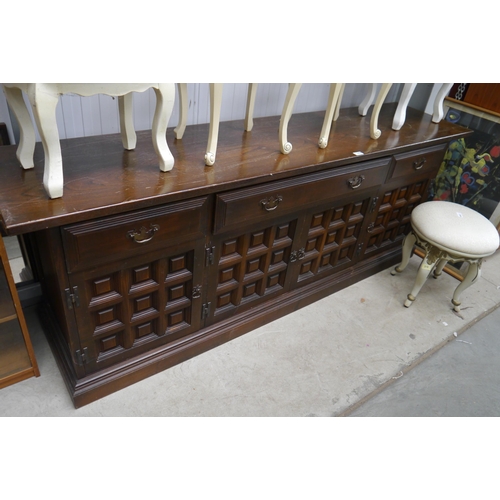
[[261, 195, 283, 211], [127, 224, 159, 243], [413, 158, 426, 170], [347, 175, 365, 189]]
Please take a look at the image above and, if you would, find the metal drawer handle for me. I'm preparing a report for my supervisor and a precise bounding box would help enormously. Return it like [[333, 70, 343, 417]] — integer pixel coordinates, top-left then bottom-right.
[[127, 224, 159, 244], [413, 158, 426, 170], [347, 175, 365, 189], [261, 195, 283, 211]]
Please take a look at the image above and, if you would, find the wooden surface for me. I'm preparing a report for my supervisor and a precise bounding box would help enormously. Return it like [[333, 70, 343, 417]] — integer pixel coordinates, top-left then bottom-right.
[[0, 105, 471, 236]]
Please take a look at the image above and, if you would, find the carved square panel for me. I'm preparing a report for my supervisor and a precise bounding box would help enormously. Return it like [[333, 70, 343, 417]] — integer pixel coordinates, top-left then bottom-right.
[[169, 255, 186, 273], [243, 282, 258, 297], [300, 260, 313, 275], [169, 284, 186, 301], [136, 321, 154, 338], [246, 257, 262, 274], [217, 292, 232, 308], [250, 231, 265, 248], [134, 295, 152, 313], [168, 310, 185, 327], [97, 308, 115, 326], [93, 277, 113, 296], [271, 249, 284, 265], [100, 334, 119, 351], [267, 273, 281, 288], [306, 237, 320, 252], [222, 239, 238, 256], [219, 266, 235, 283], [276, 223, 291, 240], [133, 265, 151, 284], [310, 213, 324, 228]]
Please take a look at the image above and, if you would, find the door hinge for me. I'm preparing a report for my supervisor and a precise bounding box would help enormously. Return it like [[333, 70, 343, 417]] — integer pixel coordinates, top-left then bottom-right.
[[75, 347, 89, 366], [65, 286, 80, 309], [369, 196, 379, 213], [205, 245, 215, 266], [354, 243, 363, 258], [201, 302, 211, 320]]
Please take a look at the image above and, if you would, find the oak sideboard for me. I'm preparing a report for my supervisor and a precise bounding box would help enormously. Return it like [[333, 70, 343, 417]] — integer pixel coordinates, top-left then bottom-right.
[[0, 105, 471, 407]]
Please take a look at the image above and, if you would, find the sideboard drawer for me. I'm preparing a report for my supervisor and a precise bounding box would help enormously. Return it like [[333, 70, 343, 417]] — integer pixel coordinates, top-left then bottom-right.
[[389, 144, 447, 181], [214, 158, 390, 233], [62, 197, 208, 273]]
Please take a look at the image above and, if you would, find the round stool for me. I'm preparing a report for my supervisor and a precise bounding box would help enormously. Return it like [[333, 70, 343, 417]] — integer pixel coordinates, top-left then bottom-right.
[[391, 201, 499, 311]]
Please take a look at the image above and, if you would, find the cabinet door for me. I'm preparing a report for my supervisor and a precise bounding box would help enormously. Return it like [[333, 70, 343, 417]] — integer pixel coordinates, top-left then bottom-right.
[[68, 240, 205, 373], [205, 215, 301, 325], [361, 179, 431, 259], [290, 192, 376, 287]]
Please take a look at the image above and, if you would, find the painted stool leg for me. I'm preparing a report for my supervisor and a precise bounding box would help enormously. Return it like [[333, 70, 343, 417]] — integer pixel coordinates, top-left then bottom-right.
[[404, 250, 437, 307], [333, 83, 346, 122], [174, 83, 188, 140], [279, 83, 302, 154], [118, 93, 137, 150], [29, 86, 64, 199], [3, 85, 36, 169], [391, 231, 416, 275], [451, 261, 481, 312], [205, 83, 223, 166], [318, 83, 344, 149], [244, 83, 258, 132], [433, 258, 448, 278], [152, 83, 175, 172]]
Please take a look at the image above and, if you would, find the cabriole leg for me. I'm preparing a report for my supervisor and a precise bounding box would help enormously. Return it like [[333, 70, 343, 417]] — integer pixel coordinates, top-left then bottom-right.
[[404, 250, 437, 307], [318, 83, 344, 149], [3, 85, 36, 170], [279, 83, 302, 154], [174, 83, 188, 139], [370, 83, 392, 140], [451, 260, 480, 312], [28, 85, 63, 199], [152, 83, 175, 172], [118, 93, 137, 150], [244, 83, 258, 132], [205, 83, 223, 166], [391, 231, 417, 275]]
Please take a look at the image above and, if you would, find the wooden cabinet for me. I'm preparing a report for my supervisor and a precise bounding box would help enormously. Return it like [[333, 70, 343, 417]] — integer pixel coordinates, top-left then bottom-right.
[[0, 235, 39, 388], [0, 105, 471, 407]]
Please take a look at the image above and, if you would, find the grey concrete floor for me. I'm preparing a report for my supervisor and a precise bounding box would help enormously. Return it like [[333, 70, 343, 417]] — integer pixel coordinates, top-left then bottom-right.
[[1, 248, 500, 417]]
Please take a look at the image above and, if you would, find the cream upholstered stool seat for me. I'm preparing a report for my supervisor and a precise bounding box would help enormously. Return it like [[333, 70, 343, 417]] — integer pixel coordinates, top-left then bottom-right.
[[391, 201, 499, 311]]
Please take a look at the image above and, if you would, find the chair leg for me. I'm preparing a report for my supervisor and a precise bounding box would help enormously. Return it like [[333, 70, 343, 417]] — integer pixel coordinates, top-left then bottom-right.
[[174, 83, 188, 140], [451, 261, 481, 312], [318, 83, 344, 149], [244, 83, 258, 132], [279, 83, 302, 154], [28, 85, 64, 199], [152, 83, 175, 172], [205, 83, 223, 166], [3, 85, 36, 170], [118, 93, 137, 150]]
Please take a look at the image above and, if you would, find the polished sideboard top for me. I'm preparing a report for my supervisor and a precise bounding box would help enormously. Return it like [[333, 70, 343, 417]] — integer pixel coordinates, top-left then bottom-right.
[[0, 104, 471, 236]]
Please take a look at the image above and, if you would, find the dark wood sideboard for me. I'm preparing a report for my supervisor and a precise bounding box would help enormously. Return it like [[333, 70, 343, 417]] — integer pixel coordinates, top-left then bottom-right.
[[0, 105, 471, 407]]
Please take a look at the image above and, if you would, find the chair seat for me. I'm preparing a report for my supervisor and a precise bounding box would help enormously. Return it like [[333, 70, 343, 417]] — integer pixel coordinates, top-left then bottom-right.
[[411, 201, 499, 258]]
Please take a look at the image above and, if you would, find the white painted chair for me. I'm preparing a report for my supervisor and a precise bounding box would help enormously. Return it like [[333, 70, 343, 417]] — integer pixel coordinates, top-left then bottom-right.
[[2, 83, 175, 199], [278, 83, 393, 154], [391, 201, 499, 312], [174, 83, 259, 166]]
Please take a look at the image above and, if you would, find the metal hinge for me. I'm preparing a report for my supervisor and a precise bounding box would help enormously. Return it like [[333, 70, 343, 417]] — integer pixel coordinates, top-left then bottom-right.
[[205, 245, 215, 266], [369, 196, 379, 213], [75, 347, 89, 366], [354, 243, 363, 258], [201, 302, 211, 320], [65, 286, 80, 309]]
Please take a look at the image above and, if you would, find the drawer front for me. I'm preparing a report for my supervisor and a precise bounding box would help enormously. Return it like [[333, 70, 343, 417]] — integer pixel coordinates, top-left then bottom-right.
[[214, 158, 391, 234], [389, 143, 447, 181], [62, 197, 208, 273]]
